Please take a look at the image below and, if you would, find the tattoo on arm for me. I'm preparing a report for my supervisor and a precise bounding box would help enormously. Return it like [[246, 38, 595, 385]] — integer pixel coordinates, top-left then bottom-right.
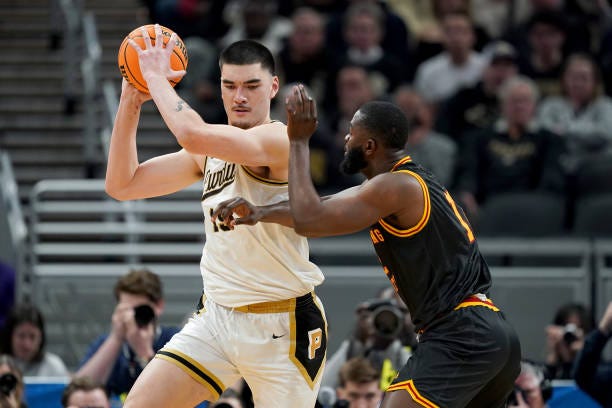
[[175, 100, 190, 112]]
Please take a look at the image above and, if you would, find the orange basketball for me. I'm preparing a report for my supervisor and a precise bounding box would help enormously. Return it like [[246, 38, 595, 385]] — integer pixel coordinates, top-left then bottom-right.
[[117, 24, 188, 94]]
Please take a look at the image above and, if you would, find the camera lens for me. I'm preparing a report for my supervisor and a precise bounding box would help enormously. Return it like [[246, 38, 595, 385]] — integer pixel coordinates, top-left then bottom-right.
[[372, 306, 402, 339], [563, 323, 579, 345], [133, 304, 156, 328], [0, 373, 17, 397]]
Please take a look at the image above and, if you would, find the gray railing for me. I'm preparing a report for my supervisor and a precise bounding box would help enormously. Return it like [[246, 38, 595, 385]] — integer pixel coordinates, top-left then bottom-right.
[[0, 152, 28, 301], [55, 0, 119, 175], [81, 10, 102, 171]]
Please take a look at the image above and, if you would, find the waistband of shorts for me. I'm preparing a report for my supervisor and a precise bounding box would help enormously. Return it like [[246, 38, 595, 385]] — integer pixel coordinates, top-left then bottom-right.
[[232, 292, 314, 313], [453, 293, 499, 312], [417, 293, 499, 335]]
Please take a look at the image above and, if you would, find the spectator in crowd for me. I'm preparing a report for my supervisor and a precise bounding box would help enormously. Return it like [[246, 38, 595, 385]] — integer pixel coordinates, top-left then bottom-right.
[[545, 302, 593, 380], [0, 303, 69, 377], [61, 376, 110, 408], [456, 76, 566, 220], [176, 36, 226, 124], [395, 0, 490, 67], [503, 0, 593, 58], [336, 357, 383, 408], [413, 11, 486, 107], [436, 41, 518, 144], [325, 0, 412, 64], [277, 7, 332, 104], [330, 2, 406, 99], [76, 268, 180, 400], [537, 53, 612, 170], [149, 0, 228, 41], [326, 65, 377, 188], [469, 0, 531, 39], [508, 360, 552, 408], [321, 298, 411, 391], [597, 11, 612, 97], [0, 261, 15, 331], [573, 300, 612, 407], [271, 83, 337, 192], [393, 86, 457, 187], [218, 0, 292, 55], [0, 354, 25, 408], [516, 11, 568, 98]]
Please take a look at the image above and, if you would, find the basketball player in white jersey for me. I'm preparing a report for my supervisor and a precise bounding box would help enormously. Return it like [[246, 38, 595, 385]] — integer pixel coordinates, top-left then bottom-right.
[[105, 25, 327, 408]]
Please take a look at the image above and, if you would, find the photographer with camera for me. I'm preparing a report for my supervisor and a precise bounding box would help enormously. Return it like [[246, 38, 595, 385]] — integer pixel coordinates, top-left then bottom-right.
[[76, 269, 180, 400], [0, 354, 25, 408], [545, 302, 593, 379], [320, 297, 411, 392]]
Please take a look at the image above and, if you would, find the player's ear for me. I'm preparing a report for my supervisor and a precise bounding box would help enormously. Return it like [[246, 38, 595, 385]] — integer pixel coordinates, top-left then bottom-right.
[[270, 76, 280, 99], [365, 138, 377, 154]]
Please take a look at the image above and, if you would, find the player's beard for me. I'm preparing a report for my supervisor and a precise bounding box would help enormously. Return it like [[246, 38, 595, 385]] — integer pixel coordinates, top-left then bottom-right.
[[340, 146, 367, 175]]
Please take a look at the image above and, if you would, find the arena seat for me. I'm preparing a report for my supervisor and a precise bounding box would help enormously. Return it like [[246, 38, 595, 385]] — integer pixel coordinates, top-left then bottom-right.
[[574, 194, 612, 237], [477, 192, 566, 237]]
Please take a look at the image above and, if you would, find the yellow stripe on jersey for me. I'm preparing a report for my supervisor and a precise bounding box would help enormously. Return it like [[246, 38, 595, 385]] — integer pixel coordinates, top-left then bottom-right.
[[379, 170, 431, 237], [391, 156, 413, 171]]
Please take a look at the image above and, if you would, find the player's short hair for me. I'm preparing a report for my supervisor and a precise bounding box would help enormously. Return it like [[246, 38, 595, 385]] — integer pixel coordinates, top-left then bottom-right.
[[354, 101, 410, 149], [61, 377, 109, 408], [338, 357, 380, 387], [219, 40, 276, 75], [114, 268, 163, 303]]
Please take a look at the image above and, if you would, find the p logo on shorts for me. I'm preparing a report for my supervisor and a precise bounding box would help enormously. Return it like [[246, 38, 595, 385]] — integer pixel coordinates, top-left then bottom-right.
[[290, 296, 327, 389]]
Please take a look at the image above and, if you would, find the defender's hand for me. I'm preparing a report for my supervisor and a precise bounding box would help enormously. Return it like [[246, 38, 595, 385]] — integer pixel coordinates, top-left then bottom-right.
[[128, 24, 186, 84], [212, 197, 262, 228], [285, 83, 317, 142]]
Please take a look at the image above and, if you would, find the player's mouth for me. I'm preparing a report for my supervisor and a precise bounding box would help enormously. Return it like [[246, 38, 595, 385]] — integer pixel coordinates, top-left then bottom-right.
[[233, 106, 250, 113]]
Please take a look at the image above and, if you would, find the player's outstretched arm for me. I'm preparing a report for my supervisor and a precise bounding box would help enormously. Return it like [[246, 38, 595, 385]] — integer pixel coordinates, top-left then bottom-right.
[[212, 197, 294, 228]]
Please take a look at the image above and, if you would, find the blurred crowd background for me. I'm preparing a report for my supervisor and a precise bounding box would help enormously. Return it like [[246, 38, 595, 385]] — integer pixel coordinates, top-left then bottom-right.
[[2, 0, 612, 407]]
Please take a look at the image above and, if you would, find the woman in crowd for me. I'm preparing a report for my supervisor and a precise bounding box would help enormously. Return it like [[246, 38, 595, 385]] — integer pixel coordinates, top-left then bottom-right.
[[0, 303, 69, 377]]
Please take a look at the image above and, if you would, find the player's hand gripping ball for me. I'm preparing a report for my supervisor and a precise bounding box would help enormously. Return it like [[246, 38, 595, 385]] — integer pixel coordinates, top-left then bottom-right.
[[117, 24, 188, 94]]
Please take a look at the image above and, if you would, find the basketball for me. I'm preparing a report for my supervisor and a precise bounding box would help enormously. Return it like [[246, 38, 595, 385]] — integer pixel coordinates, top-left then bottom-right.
[[117, 24, 188, 94]]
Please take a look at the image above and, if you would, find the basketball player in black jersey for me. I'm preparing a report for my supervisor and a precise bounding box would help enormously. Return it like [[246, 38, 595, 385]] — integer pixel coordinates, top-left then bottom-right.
[[213, 85, 521, 407]]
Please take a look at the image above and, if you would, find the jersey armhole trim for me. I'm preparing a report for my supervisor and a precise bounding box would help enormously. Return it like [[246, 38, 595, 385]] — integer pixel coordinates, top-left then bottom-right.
[[378, 170, 431, 237], [241, 165, 288, 186]]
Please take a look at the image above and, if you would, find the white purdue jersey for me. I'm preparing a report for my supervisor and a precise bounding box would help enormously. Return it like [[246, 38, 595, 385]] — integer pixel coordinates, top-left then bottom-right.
[[200, 156, 324, 307]]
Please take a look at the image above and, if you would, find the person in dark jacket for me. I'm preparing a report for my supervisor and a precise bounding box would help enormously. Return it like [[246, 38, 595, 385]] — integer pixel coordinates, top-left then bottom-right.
[[573, 301, 612, 407]]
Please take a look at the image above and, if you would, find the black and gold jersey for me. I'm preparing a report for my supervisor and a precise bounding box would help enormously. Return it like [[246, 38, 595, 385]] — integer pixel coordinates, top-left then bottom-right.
[[369, 156, 491, 331]]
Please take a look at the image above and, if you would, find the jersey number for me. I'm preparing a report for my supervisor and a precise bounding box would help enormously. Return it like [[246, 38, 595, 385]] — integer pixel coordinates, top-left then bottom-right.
[[444, 191, 475, 243]]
